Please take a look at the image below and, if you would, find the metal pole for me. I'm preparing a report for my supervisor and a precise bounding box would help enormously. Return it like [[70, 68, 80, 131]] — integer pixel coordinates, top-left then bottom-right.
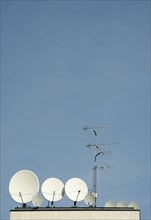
[[93, 130, 97, 207]]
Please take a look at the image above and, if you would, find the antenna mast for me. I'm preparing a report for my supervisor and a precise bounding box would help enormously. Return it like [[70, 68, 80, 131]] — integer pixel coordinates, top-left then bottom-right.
[[83, 126, 118, 207]]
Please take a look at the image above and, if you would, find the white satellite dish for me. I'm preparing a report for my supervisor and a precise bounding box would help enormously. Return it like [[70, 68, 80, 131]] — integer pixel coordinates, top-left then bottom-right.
[[116, 201, 126, 208], [128, 201, 139, 209], [65, 178, 88, 206], [32, 194, 43, 207], [41, 178, 64, 206], [84, 194, 95, 206], [9, 170, 39, 205], [105, 201, 115, 207]]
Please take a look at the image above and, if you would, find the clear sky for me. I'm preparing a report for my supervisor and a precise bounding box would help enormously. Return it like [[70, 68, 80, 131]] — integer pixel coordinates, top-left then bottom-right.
[[1, 1, 150, 219]]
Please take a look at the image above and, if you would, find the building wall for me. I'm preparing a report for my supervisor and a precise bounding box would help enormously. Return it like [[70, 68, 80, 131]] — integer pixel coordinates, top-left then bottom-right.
[[10, 208, 140, 220]]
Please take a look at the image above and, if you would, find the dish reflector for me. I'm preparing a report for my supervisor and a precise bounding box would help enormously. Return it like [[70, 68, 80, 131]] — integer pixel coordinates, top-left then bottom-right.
[[84, 194, 95, 206], [32, 195, 43, 207], [9, 170, 39, 203], [65, 178, 88, 202], [41, 178, 64, 202], [116, 201, 126, 207], [105, 201, 115, 207], [128, 201, 139, 209]]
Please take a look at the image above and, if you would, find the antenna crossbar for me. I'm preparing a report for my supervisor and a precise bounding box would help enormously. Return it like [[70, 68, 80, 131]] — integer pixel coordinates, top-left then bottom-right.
[[83, 126, 116, 131], [87, 143, 120, 148]]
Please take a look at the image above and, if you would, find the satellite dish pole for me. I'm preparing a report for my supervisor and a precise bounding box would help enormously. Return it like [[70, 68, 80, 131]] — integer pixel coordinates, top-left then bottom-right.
[[83, 126, 118, 207]]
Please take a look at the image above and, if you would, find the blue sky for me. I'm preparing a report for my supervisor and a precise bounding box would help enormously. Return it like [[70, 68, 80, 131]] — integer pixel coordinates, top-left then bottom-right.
[[1, 1, 150, 219]]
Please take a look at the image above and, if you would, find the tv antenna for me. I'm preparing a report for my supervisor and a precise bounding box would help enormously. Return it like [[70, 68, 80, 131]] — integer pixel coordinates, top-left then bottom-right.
[[83, 126, 119, 207]]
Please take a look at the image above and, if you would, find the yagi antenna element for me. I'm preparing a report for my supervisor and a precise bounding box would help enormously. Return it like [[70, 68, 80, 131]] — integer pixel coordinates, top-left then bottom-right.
[[83, 126, 115, 131]]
